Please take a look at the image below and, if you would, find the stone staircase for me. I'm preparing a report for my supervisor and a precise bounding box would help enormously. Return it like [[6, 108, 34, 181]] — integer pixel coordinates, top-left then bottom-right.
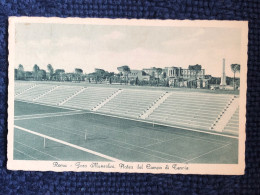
[[33, 85, 60, 101], [15, 84, 37, 97], [210, 95, 239, 132], [92, 89, 123, 111], [58, 87, 86, 106], [139, 92, 172, 119]]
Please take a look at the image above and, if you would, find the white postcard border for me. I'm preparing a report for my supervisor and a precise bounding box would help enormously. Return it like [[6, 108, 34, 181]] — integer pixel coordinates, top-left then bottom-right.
[[7, 17, 248, 175]]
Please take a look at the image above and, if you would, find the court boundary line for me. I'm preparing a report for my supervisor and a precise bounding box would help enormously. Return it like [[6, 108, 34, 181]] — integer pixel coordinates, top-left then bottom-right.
[[14, 148, 37, 160], [41, 124, 86, 137], [90, 111, 239, 139], [183, 142, 233, 163], [15, 111, 90, 121], [15, 140, 62, 161], [17, 113, 236, 163], [93, 133, 231, 163], [42, 123, 172, 143], [14, 125, 123, 162], [99, 137, 185, 162], [15, 110, 82, 117], [103, 137, 187, 161], [41, 124, 111, 149], [41, 123, 186, 161], [43, 125, 188, 160], [65, 114, 231, 145], [40, 123, 191, 161], [78, 120, 231, 145], [15, 99, 80, 111], [40, 113, 232, 146], [14, 110, 84, 120]]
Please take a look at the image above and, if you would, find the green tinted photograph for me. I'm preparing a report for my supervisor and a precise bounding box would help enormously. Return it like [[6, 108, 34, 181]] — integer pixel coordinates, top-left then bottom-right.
[[8, 17, 247, 174]]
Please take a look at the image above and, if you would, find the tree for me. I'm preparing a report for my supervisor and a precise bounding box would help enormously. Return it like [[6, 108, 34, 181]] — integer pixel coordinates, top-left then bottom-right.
[[155, 68, 162, 85], [75, 68, 83, 81], [101, 71, 115, 84], [166, 78, 169, 87], [94, 68, 106, 83], [189, 64, 202, 88], [55, 69, 65, 81], [162, 72, 167, 79], [17, 64, 25, 80], [75, 68, 83, 74], [135, 77, 139, 85], [33, 64, 40, 80], [38, 69, 46, 80], [117, 65, 130, 85], [104, 71, 114, 80], [95, 68, 105, 76], [14, 69, 18, 80], [208, 77, 221, 85], [47, 64, 54, 80], [231, 64, 240, 90], [25, 71, 33, 80]]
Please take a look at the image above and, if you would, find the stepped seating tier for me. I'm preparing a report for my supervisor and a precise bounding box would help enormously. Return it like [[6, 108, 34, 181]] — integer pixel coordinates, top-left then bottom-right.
[[36, 86, 84, 105], [223, 107, 239, 135], [63, 87, 118, 110], [16, 84, 56, 101], [147, 92, 234, 130], [98, 89, 164, 118], [15, 83, 35, 96], [14, 82, 238, 134]]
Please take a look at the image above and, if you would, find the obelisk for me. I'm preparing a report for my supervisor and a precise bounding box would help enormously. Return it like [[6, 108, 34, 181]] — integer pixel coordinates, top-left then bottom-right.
[[220, 58, 226, 87]]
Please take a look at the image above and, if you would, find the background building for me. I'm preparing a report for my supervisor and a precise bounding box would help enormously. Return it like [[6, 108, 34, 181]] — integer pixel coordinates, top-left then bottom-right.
[[128, 70, 150, 81], [165, 64, 208, 88]]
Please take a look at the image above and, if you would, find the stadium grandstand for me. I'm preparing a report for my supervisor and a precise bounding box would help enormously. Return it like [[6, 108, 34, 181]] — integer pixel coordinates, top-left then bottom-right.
[[13, 81, 240, 163], [63, 87, 118, 110], [14, 81, 239, 136]]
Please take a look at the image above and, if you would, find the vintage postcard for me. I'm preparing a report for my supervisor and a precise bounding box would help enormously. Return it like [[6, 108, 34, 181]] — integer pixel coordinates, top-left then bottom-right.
[[7, 17, 248, 174]]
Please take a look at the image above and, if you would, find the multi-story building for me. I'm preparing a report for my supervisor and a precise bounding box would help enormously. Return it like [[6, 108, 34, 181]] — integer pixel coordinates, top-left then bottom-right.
[[118, 64, 210, 88], [142, 67, 157, 77], [165, 64, 208, 88], [128, 70, 150, 81]]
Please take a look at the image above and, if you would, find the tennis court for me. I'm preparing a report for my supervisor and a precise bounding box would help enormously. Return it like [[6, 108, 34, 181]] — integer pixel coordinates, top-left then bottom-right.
[[14, 101, 238, 163]]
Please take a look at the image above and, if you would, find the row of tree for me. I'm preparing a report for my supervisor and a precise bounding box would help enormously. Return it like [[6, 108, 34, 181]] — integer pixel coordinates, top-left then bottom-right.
[[116, 64, 240, 89], [15, 63, 241, 90], [16, 64, 47, 80], [15, 64, 84, 81], [231, 64, 240, 90], [117, 65, 165, 84]]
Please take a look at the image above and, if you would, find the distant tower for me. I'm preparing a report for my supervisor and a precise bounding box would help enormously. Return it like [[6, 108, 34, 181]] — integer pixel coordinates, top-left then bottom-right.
[[220, 58, 227, 87]]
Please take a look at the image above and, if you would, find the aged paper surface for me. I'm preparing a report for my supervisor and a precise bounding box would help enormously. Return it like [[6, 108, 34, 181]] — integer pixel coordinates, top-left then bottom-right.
[[8, 17, 248, 174]]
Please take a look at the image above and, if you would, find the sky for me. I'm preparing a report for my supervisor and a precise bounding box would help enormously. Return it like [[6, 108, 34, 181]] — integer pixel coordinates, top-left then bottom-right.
[[15, 23, 242, 77]]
